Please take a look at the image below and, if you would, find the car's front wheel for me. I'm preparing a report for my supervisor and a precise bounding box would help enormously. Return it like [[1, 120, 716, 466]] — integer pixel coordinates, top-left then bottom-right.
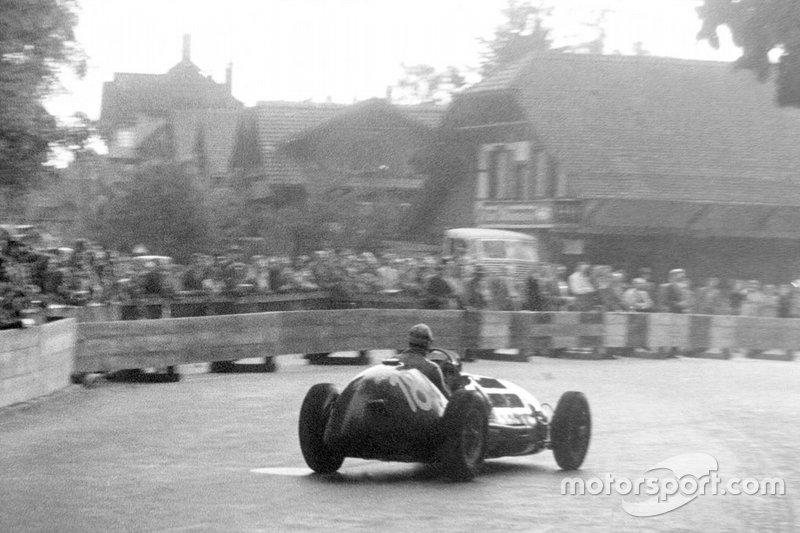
[[440, 390, 489, 481], [550, 391, 591, 470], [298, 383, 344, 474]]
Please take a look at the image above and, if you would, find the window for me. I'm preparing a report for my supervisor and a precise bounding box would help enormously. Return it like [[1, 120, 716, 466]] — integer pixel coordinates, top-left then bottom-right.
[[513, 162, 526, 199], [487, 149, 500, 199], [508, 241, 537, 261], [497, 150, 514, 199], [444, 238, 468, 257], [546, 155, 559, 197], [480, 240, 507, 259], [529, 151, 539, 198], [116, 129, 135, 148], [486, 146, 528, 200]]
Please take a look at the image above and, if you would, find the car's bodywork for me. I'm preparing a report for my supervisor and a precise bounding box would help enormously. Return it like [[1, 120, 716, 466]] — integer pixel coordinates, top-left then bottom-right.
[[299, 349, 591, 480]]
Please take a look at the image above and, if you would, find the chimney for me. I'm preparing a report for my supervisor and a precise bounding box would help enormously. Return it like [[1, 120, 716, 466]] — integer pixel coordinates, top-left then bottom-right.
[[182, 34, 191, 63], [385, 85, 392, 103], [225, 62, 233, 94]]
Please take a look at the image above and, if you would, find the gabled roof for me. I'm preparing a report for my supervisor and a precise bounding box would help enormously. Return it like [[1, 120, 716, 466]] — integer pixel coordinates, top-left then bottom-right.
[[100, 60, 242, 134], [252, 101, 346, 179], [250, 99, 445, 180], [458, 53, 800, 206], [169, 109, 241, 175]]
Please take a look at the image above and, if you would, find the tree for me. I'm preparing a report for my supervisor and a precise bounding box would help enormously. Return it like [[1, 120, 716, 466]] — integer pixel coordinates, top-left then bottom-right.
[[393, 63, 467, 104], [479, 0, 554, 76], [85, 163, 212, 262], [697, 0, 800, 106], [0, 0, 85, 190]]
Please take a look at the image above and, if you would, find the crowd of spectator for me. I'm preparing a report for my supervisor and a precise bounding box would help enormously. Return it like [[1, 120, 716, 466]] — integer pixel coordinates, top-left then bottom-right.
[[4, 231, 800, 327]]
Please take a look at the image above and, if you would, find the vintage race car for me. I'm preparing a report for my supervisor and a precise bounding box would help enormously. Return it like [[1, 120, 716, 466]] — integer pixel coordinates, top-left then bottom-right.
[[298, 348, 591, 481]]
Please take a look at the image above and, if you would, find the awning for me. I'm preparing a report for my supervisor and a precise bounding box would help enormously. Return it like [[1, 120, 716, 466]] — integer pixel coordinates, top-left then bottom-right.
[[575, 199, 800, 239]]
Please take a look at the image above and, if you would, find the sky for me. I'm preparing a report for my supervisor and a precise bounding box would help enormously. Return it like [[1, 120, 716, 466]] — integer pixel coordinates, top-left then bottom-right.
[[45, 0, 741, 122]]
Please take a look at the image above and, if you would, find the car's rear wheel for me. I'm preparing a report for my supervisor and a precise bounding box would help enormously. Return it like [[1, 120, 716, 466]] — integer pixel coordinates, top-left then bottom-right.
[[550, 391, 591, 470], [299, 383, 344, 474], [440, 390, 488, 481]]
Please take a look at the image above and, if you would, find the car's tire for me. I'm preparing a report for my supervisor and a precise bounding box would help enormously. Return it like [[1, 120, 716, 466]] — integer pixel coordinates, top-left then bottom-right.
[[262, 357, 277, 373], [209, 360, 235, 373], [299, 383, 344, 474], [550, 391, 591, 470], [440, 390, 489, 481]]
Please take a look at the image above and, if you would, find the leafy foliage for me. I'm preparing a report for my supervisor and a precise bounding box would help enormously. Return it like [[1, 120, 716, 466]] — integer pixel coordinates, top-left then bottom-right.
[[0, 0, 85, 189], [245, 193, 400, 256], [479, 0, 554, 76], [697, 0, 800, 106], [394, 64, 467, 104], [85, 163, 212, 261]]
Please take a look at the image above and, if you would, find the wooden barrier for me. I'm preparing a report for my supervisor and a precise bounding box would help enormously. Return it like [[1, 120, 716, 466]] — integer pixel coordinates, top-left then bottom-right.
[[604, 312, 799, 360], [75, 310, 611, 373], [0, 319, 77, 407], [2, 310, 794, 395]]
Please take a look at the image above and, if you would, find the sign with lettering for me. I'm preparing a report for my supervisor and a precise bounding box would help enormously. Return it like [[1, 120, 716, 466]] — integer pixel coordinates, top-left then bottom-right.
[[477, 202, 554, 226]]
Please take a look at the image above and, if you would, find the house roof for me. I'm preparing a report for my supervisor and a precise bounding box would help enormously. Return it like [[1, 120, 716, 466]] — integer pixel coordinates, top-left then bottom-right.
[[252, 101, 346, 179], [459, 53, 800, 206], [169, 109, 241, 175], [250, 99, 445, 180], [100, 61, 242, 134]]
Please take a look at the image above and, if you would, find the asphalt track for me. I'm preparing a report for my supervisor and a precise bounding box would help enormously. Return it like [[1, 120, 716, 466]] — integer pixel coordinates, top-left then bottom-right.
[[1, 354, 797, 533]]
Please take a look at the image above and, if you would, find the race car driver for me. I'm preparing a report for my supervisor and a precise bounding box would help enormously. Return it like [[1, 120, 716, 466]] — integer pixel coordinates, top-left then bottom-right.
[[397, 323, 451, 397]]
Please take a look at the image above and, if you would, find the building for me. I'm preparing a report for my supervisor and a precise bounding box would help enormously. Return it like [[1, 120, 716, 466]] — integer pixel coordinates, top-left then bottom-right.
[[99, 34, 242, 186], [228, 98, 444, 240], [409, 52, 800, 282]]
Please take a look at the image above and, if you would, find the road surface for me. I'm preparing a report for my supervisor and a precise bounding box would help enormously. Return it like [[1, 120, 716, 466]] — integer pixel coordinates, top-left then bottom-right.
[[1, 355, 797, 532]]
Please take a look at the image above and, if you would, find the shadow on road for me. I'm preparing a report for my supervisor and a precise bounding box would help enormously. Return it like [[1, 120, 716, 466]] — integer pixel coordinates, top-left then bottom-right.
[[303, 459, 553, 485]]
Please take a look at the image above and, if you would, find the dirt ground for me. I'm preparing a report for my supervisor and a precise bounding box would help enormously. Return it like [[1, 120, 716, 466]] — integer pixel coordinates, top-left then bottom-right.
[[0, 355, 797, 532]]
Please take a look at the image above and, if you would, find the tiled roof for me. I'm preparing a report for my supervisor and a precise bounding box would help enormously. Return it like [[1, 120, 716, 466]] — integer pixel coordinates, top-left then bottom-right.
[[461, 53, 800, 206], [169, 109, 241, 175], [252, 101, 346, 180], [392, 103, 445, 129], [252, 99, 445, 179]]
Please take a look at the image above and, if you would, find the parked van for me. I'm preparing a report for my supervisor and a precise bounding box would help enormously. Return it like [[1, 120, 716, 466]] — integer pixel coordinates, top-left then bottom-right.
[[442, 227, 540, 279]]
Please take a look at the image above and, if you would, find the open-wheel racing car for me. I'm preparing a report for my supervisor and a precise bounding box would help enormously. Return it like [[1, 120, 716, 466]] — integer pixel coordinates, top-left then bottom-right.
[[299, 348, 591, 481]]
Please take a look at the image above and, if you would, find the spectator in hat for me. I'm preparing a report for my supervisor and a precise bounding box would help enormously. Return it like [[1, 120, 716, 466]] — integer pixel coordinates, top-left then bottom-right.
[[490, 265, 522, 311], [423, 261, 455, 309], [622, 278, 655, 312], [524, 265, 546, 311], [568, 262, 596, 311], [739, 280, 764, 317], [658, 268, 691, 313], [695, 277, 725, 315], [464, 265, 491, 310]]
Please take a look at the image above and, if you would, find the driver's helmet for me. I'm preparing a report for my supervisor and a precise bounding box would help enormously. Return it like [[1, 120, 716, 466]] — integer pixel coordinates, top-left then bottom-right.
[[408, 323, 433, 348]]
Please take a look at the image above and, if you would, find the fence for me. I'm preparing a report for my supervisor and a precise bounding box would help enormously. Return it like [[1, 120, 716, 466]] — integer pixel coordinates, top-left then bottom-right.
[[5, 309, 800, 407], [74, 309, 800, 374]]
